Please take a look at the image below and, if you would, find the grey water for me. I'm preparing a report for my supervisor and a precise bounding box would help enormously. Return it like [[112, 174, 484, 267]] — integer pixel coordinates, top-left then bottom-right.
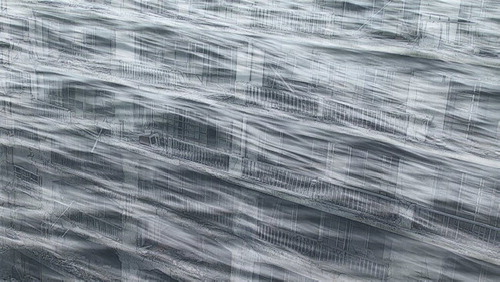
[[1, 0, 500, 281]]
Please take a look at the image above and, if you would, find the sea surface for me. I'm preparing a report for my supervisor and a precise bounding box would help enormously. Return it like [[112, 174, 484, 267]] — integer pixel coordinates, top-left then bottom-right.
[[1, 0, 500, 281]]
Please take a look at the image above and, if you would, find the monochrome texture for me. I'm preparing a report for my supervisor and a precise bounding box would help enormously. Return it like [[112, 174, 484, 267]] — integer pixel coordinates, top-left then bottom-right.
[[1, 0, 500, 281]]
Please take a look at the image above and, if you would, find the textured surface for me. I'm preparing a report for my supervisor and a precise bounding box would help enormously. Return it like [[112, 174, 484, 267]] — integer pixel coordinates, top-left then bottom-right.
[[1, 0, 500, 281]]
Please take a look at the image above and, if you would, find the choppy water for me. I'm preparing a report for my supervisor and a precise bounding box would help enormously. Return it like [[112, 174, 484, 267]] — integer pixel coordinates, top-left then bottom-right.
[[1, 0, 500, 281]]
